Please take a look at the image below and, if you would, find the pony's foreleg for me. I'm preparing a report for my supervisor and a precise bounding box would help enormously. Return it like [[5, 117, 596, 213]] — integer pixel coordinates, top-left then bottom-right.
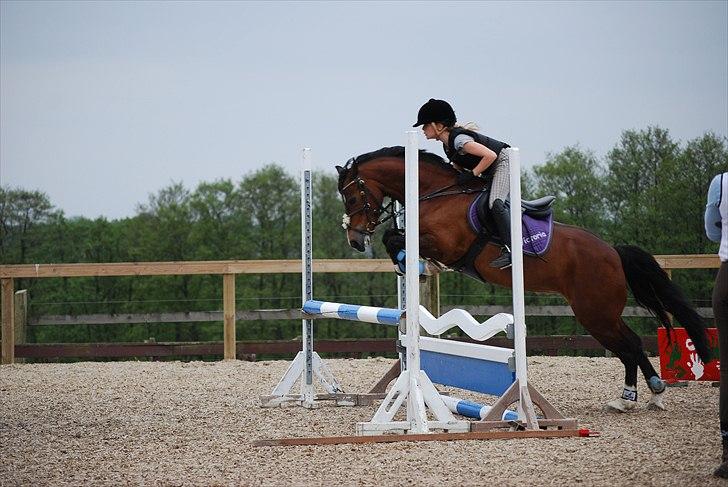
[[381, 230, 446, 263]]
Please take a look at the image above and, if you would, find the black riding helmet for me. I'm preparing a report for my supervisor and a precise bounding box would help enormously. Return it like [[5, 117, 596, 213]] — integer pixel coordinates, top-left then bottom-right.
[[413, 99, 457, 127]]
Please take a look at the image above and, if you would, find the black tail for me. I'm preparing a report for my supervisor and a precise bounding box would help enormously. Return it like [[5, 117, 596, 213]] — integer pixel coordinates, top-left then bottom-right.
[[614, 244, 711, 363]]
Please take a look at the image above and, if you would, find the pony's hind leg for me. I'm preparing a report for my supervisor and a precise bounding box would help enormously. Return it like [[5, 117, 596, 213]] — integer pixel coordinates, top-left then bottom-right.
[[614, 318, 667, 410], [637, 351, 667, 410], [571, 303, 645, 412], [605, 345, 640, 412], [602, 321, 666, 412]]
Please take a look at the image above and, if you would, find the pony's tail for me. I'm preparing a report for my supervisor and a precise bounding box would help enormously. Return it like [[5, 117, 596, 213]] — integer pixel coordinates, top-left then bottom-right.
[[614, 244, 711, 363]]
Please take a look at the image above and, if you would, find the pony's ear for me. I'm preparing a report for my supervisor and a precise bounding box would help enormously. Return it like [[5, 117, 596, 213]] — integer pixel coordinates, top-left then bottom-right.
[[335, 165, 344, 175]]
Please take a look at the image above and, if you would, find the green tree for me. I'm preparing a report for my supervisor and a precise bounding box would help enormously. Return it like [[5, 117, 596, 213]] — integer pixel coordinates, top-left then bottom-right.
[[604, 126, 680, 249], [655, 133, 728, 303], [188, 179, 251, 260], [655, 132, 728, 254], [135, 182, 194, 261], [0, 187, 55, 263], [238, 165, 299, 259], [530, 146, 607, 235], [236, 165, 300, 339]]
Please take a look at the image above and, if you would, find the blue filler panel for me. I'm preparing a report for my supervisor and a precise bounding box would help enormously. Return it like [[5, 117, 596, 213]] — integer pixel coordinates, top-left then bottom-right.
[[421, 350, 515, 396]]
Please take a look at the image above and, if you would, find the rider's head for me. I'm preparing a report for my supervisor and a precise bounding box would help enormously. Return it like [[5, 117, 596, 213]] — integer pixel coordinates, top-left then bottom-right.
[[414, 99, 456, 140], [414, 99, 456, 127]]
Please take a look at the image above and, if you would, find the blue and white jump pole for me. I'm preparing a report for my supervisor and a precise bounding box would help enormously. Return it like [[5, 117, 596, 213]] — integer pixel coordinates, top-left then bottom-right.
[[440, 395, 520, 421], [302, 300, 403, 326]]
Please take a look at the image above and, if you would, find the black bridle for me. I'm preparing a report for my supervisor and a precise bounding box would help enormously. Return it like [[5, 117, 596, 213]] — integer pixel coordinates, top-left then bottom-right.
[[340, 168, 486, 235], [340, 175, 398, 234]]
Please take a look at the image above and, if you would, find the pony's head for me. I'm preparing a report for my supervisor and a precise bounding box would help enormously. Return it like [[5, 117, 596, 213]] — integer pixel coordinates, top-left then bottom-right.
[[336, 146, 456, 251], [336, 152, 392, 252]]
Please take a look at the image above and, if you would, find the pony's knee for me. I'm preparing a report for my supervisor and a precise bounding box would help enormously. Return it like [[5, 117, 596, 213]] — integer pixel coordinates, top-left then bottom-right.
[[382, 228, 405, 262]]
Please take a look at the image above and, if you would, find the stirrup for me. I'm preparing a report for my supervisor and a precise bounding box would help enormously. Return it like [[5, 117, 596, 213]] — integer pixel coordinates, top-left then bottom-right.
[[489, 247, 512, 269]]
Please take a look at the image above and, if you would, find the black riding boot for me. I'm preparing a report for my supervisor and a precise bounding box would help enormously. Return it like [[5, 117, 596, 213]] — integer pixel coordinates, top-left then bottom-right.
[[715, 437, 728, 478], [490, 199, 512, 269]]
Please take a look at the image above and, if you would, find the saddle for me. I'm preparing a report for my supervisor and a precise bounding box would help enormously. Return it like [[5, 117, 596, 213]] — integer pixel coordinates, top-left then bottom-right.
[[456, 191, 556, 282], [470, 192, 555, 245], [382, 191, 557, 284]]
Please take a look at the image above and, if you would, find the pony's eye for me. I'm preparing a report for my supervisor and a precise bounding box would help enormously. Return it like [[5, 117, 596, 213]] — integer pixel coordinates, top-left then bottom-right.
[[347, 197, 357, 206]]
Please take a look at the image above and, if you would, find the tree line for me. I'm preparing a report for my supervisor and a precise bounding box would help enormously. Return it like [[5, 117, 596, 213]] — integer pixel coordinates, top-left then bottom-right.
[[1, 126, 726, 348]]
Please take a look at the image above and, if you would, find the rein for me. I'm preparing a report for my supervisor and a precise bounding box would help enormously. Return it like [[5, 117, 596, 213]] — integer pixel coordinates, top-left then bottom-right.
[[389, 185, 487, 229], [342, 176, 486, 233]]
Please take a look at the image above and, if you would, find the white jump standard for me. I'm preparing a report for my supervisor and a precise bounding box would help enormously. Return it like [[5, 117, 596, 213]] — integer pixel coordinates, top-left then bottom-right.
[[260, 149, 372, 408]]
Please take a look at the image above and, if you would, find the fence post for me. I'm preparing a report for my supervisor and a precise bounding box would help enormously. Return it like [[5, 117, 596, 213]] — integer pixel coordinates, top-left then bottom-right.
[[223, 274, 236, 360], [1, 278, 15, 364], [14, 290, 27, 364], [419, 273, 440, 317], [664, 269, 674, 327]]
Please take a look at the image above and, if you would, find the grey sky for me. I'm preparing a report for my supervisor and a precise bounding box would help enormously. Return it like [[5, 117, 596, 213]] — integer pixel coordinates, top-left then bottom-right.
[[1, 1, 726, 219]]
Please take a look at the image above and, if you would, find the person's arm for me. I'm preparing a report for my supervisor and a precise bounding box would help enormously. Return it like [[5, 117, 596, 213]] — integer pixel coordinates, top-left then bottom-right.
[[461, 141, 497, 177], [705, 174, 722, 242]]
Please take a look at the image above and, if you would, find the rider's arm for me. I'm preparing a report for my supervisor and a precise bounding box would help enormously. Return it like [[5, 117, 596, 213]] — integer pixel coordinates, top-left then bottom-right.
[[706, 174, 723, 242], [461, 141, 497, 177]]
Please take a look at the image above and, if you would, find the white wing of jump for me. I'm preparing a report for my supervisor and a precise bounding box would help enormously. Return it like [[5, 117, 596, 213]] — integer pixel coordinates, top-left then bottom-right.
[[417, 306, 513, 341]]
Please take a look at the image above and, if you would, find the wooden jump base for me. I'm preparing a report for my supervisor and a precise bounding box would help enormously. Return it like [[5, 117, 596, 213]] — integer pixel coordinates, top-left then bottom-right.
[[253, 428, 596, 447]]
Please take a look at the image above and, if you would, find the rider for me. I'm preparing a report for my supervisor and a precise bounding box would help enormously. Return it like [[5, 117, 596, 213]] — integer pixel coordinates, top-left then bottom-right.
[[414, 98, 512, 269], [707, 171, 728, 478]]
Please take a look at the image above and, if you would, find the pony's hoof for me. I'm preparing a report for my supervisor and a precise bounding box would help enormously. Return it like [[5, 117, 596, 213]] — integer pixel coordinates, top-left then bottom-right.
[[606, 397, 637, 413], [647, 393, 666, 411], [648, 376, 667, 394]]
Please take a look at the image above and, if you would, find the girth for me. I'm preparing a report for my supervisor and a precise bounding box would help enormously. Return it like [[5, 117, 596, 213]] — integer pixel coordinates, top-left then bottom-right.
[[448, 231, 492, 283]]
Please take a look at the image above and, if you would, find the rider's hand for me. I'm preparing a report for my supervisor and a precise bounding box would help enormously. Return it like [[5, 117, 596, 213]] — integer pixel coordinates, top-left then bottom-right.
[[456, 171, 475, 186]]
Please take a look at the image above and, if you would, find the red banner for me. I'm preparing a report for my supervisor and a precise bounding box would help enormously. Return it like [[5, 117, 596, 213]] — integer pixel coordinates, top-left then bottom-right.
[[658, 327, 720, 382]]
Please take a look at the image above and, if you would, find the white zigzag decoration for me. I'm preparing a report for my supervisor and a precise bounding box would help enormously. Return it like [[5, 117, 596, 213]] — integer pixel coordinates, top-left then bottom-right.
[[417, 306, 514, 342]]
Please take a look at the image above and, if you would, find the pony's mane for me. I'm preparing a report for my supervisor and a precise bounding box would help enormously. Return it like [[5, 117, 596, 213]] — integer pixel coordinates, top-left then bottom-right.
[[354, 146, 448, 166], [338, 146, 452, 188]]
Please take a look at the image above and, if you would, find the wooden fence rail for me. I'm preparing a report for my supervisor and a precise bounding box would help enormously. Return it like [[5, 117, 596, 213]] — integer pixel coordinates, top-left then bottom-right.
[[12, 335, 659, 360], [22, 306, 715, 327], [0, 255, 720, 364]]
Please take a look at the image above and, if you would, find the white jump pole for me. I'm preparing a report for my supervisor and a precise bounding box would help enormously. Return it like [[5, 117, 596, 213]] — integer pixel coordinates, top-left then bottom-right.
[[404, 130, 427, 432], [508, 148, 529, 417]]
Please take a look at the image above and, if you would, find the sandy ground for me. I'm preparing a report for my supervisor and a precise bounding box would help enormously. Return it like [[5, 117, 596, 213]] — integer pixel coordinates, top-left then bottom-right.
[[0, 356, 723, 486]]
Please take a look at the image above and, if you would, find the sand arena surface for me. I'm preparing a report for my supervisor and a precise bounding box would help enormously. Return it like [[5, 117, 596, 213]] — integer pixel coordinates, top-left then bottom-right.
[[0, 356, 723, 486]]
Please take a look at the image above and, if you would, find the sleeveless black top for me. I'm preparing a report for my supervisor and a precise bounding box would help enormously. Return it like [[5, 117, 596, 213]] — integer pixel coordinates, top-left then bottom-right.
[[444, 127, 510, 174]]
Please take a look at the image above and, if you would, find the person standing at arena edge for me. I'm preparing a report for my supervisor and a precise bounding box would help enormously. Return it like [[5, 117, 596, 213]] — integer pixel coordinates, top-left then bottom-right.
[[706, 171, 728, 478], [414, 98, 512, 269]]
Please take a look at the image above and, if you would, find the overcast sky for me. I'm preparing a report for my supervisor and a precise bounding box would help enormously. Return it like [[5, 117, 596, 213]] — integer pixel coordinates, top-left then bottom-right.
[[1, 1, 726, 220]]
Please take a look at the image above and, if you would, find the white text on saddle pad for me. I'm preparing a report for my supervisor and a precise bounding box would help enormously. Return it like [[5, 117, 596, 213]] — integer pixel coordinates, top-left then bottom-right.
[[523, 231, 547, 244]]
